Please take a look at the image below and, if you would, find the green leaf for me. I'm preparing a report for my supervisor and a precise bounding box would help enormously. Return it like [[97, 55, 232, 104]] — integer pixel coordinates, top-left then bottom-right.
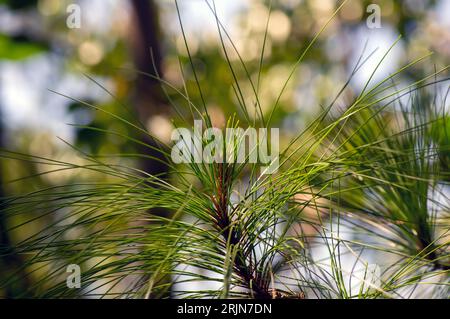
[[0, 34, 47, 60]]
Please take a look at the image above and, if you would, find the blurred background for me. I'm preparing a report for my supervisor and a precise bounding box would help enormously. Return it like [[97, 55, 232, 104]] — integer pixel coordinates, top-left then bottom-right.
[[0, 0, 449, 297]]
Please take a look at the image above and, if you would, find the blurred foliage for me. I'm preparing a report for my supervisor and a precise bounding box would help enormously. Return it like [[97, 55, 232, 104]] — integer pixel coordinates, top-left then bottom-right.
[[0, 0, 38, 10], [0, 35, 47, 60]]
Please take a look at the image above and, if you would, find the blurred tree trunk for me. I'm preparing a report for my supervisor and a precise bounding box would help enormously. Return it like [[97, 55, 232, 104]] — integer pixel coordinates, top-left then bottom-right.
[[129, 0, 169, 189]]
